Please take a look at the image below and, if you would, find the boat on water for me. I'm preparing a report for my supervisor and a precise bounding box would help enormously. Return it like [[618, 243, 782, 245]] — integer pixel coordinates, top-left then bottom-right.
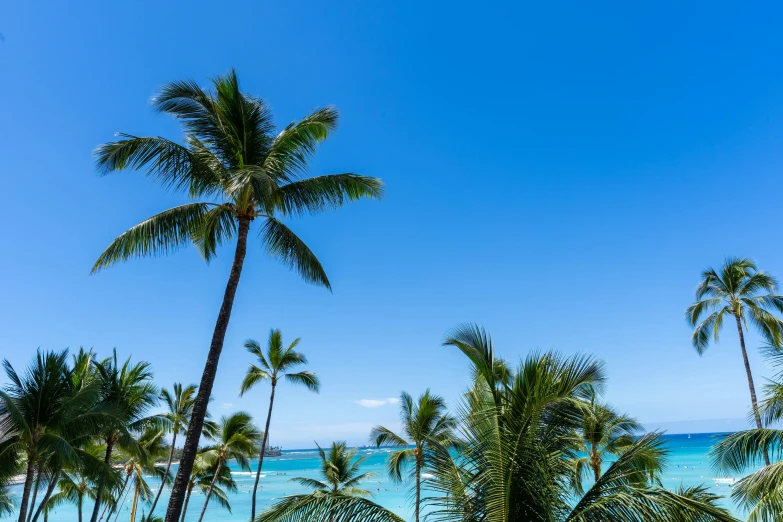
[[263, 444, 282, 456]]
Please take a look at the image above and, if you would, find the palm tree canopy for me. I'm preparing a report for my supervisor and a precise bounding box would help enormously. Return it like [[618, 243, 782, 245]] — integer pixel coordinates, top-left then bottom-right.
[[91, 350, 159, 456], [240, 329, 320, 395], [370, 389, 456, 482], [91, 69, 383, 288], [257, 442, 398, 522], [200, 412, 260, 471], [424, 323, 739, 522], [290, 441, 376, 497], [158, 383, 198, 435], [0, 350, 109, 469], [686, 257, 783, 353]]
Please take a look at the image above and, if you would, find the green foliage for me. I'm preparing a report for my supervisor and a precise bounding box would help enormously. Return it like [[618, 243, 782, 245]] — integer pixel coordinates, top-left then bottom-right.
[[686, 257, 783, 353], [240, 329, 320, 396], [423, 323, 739, 522], [91, 69, 384, 285], [256, 441, 399, 522], [370, 390, 456, 522]]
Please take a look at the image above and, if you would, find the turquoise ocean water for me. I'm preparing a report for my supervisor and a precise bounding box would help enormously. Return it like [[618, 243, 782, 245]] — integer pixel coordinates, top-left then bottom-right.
[[3, 433, 759, 521]]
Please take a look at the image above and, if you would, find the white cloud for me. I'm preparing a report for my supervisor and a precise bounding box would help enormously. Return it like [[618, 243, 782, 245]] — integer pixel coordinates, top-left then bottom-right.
[[354, 397, 400, 408], [221, 402, 233, 409]]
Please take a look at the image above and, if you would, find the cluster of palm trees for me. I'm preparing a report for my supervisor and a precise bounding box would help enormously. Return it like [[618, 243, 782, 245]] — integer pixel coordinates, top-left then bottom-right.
[[253, 323, 742, 522], [0, 344, 296, 522], [3, 64, 783, 522]]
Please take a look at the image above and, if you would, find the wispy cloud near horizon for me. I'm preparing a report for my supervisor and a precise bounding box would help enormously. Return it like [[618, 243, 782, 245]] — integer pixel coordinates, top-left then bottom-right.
[[355, 397, 400, 408]]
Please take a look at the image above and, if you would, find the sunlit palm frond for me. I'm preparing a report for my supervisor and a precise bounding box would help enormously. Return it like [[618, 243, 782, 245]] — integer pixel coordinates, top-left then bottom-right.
[[259, 217, 330, 289], [255, 492, 405, 522], [91, 203, 215, 273]]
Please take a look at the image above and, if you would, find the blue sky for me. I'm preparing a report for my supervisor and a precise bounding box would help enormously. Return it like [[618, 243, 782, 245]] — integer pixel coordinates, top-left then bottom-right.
[[2, 1, 783, 447]]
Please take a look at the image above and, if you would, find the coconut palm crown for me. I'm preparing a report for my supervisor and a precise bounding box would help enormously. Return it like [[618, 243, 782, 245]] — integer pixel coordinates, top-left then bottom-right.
[[686, 257, 783, 465], [91, 69, 383, 522]]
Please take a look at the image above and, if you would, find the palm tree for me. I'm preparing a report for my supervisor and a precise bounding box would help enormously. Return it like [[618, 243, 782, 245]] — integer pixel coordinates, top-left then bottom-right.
[[91, 69, 383, 522], [0, 350, 107, 522], [146, 383, 198, 518], [569, 391, 642, 488], [424, 323, 739, 522], [686, 257, 783, 466], [294, 441, 376, 497], [179, 451, 236, 522], [196, 412, 259, 522], [370, 391, 456, 522], [239, 329, 320, 520], [45, 470, 98, 522], [710, 348, 783, 521], [256, 441, 403, 522], [109, 428, 169, 522], [88, 351, 158, 522]]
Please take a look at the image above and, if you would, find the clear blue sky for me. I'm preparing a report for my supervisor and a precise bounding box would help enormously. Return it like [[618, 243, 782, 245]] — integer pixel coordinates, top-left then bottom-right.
[[2, 1, 783, 446]]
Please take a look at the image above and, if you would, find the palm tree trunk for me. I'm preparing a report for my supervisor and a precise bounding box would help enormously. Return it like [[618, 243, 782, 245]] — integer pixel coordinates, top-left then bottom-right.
[[130, 482, 139, 522], [17, 457, 36, 522], [148, 430, 178, 518], [26, 470, 41, 522], [164, 217, 251, 522], [415, 454, 421, 522], [734, 314, 771, 466], [195, 460, 223, 522], [78, 495, 83, 522], [179, 484, 193, 522], [251, 384, 276, 520], [110, 472, 132, 522], [90, 438, 115, 522], [30, 471, 60, 522]]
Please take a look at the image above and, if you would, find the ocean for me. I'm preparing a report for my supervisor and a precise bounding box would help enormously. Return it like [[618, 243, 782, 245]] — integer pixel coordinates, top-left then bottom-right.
[[2, 433, 757, 521]]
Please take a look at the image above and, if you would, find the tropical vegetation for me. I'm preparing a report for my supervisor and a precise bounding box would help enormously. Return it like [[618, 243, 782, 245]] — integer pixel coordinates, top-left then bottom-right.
[[239, 329, 320, 520], [686, 257, 783, 465], [256, 441, 404, 522], [91, 69, 383, 522], [370, 390, 456, 522]]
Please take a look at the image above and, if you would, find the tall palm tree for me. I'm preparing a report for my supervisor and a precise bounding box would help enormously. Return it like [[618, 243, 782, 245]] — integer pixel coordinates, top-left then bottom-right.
[[146, 383, 198, 518], [424, 323, 739, 522], [196, 412, 259, 522], [569, 391, 642, 488], [686, 257, 783, 466], [710, 348, 783, 521], [256, 441, 403, 522], [91, 69, 383, 522], [370, 390, 456, 522], [239, 329, 320, 520], [0, 350, 106, 522], [89, 351, 158, 522], [179, 451, 236, 522]]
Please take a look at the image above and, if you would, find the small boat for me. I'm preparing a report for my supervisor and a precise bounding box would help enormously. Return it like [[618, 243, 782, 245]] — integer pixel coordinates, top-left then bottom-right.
[[263, 443, 282, 457], [688, 434, 691, 439]]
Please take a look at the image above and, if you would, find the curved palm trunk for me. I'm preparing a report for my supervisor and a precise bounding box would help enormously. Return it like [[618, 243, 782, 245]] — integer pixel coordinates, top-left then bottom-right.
[[590, 449, 601, 482], [734, 315, 771, 466], [17, 457, 36, 522], [414, 451, 422, 522], [195, 460, 223, 522], [179, 484, 194, 522], [78, 495, 83, 522], [251, 384, 276, 520], [110, 472, 133, 522], [164, 218, 251, 522], [130, 482, 140, 522], [148, 430, 178, 518], [90, 438, 115, 522], [26, 470, 41, 522], [30, 471, 60, 522]]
